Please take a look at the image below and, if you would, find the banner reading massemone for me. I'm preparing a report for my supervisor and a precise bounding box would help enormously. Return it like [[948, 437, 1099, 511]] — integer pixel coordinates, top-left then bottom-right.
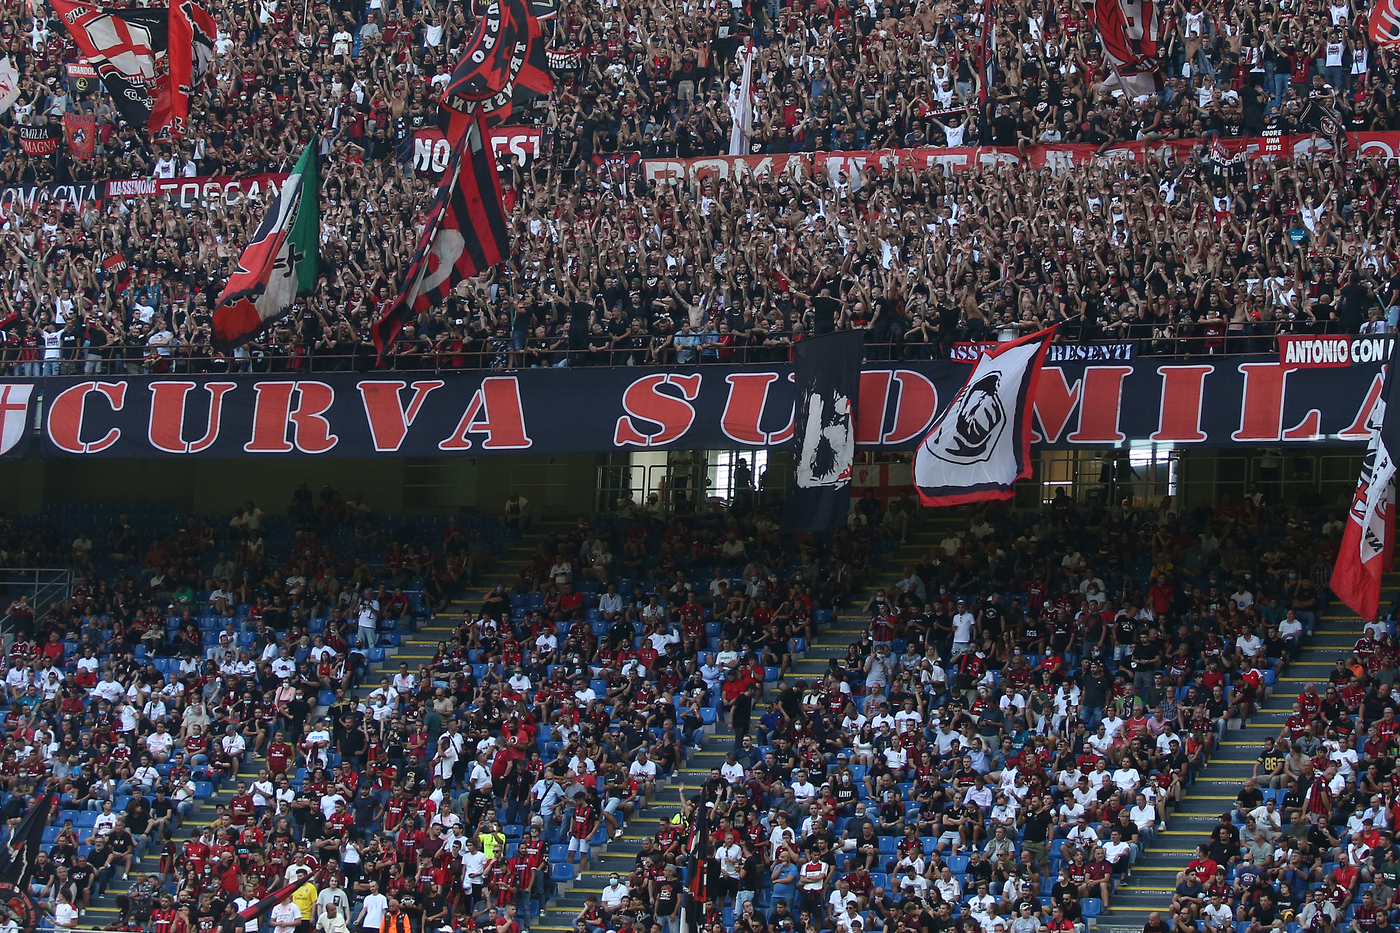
[[0, 354, 1384, 458]]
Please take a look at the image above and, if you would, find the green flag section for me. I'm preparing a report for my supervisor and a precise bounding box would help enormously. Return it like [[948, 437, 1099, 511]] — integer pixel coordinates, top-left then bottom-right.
[[211, 140, 320, 351]]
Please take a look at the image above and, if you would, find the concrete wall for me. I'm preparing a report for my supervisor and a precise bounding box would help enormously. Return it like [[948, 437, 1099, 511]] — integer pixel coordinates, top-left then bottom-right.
[[0, 454, 608, 517]]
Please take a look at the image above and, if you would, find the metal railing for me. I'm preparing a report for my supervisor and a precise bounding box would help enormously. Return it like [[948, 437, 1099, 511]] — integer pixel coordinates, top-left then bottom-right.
[[0, 333, 1378, 376], [0, 567, 77, 639], [594, 457, 785, 514]]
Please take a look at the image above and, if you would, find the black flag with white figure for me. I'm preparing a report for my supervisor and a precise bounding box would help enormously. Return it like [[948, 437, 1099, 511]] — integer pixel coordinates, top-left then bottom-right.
[[781, 329, 864, 532], [0, 792, 54, 889], [914, 327, 1056, 507]]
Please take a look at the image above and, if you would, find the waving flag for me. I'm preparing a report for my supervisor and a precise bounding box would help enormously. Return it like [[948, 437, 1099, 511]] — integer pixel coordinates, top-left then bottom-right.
[[160, 0, 217, 138], [51, 0, 214, 140], [1087, 0, 1160, 98], [212, 140, 320, 351], [443, 0, 554, 124], [1371, 0, 1400, 47], [64, 113, 97, 156], [680, 796, 712, 933], [0, 55, 19, 117], [1333, 348, 1400, 622], [914, 327, 1056, 507], [727, 40, 755, 156], [235, 870, 312, 922], [373, 107, 508, 360], [102, 252, 134, 293], [783, 330, 863, 532], [17, 124, 61, 157], [0, 793, 54, 889]]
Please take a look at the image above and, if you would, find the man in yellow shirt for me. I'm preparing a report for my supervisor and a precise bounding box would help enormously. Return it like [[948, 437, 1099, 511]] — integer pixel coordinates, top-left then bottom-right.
[[291, 869, 319, 933]]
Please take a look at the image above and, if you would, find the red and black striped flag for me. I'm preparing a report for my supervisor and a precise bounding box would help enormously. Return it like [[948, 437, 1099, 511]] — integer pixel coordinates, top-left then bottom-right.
[[235, 869, 312, 922], [442, 0, 553, 125], [681, 796, 712, 933], [372, 106, 509, 361]]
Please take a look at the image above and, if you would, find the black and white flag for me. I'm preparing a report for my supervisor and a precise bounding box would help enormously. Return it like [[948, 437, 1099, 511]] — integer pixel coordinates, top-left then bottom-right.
[[781, 329, 864, 532], [914, 327, 1056, 506]]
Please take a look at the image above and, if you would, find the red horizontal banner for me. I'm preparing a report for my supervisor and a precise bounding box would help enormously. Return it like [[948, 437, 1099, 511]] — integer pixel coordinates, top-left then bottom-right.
[[1278, 334, 1395, 368], [642, 132, 1400, 186], [0, 356, 1383, 459], [106, 172, 290, 206], [409, 127, 544, 175]]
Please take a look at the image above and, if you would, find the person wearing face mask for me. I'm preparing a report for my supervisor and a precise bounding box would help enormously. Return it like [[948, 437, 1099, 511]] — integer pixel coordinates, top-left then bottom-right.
[[832, 769, 859, 816], [600, 873, 630, 917], [864, 645, 893, 693]]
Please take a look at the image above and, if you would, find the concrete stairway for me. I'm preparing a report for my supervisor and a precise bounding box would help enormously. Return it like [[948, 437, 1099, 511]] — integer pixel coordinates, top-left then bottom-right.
[[533, 515, 967, 933], [1098, 584, 1383, 932], [72, 519, 569, 929]]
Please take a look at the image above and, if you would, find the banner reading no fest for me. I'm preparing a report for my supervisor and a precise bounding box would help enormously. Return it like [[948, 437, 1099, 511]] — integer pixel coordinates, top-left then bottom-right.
[[0, 353, 1388, 458]]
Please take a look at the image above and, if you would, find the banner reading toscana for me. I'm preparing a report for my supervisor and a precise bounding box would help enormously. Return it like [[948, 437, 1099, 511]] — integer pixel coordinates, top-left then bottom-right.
[[0, 354, 1384, 458]]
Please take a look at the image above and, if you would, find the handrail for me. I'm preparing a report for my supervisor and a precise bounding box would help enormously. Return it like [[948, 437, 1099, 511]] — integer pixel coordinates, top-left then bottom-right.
[[0, 568, 76, 638], [0, 333, 1385, 375]]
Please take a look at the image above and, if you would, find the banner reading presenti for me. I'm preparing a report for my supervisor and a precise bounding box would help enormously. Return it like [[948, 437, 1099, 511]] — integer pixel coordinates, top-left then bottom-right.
[[0, 354, 1384, 458]]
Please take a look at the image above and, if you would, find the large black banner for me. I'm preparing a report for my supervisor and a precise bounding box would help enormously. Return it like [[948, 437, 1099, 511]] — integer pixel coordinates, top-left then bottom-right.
[[0, 354, 1384, 458], [17, 125, 61, 157], [0, 184, 102, 219], [783, 331, 864, 532]]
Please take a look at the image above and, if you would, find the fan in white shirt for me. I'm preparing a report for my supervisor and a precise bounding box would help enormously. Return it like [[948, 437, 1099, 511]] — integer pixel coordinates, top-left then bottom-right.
[[4, 665, 32, 696]]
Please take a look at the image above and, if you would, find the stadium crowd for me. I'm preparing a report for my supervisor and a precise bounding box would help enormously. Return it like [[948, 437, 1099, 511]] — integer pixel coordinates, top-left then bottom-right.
[[587, 487, 1397, 933], [3, 0, 1400, 370], [0, 468, 1397, 933]]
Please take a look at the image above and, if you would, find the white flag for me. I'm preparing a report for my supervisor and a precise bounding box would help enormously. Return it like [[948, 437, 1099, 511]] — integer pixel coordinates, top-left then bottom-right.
[[0, 56, 20, 117], [727, 41, 754, 156], [914, 327, 1056, 506]]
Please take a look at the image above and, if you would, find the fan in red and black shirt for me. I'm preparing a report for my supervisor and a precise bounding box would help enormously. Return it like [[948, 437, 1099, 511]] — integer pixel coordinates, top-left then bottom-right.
[[149, 896, 180, 933], [229, 783, 255, 826], [266, 735, 296, 775], [184, 833, 214, 875], [396, 821, 428, 870], [1353, 892, 1384, 931], [326, 801, 355, 840], [383, 793, 410, 832], [487, 857, 518, 907]]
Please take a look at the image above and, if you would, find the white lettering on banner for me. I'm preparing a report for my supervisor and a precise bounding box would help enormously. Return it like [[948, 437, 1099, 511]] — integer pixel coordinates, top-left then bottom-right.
[[1044, 343, 1135, 362], [409, 129, 540, 171], [1287, 338, 1346, 365], [1353, 337, 1392, 363], [153, 176, 289, 209], [107, 178, 158, 197], [414, 136, 453, 174], [643, 159, 686, 185], [979, 149, 1019, 168], [922, 152, 974, 175], [1278, 335, 1361, 367], [1039, 149, 1080, 170], [0, 184, 100, 219], [490, 132, 540, 164]]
